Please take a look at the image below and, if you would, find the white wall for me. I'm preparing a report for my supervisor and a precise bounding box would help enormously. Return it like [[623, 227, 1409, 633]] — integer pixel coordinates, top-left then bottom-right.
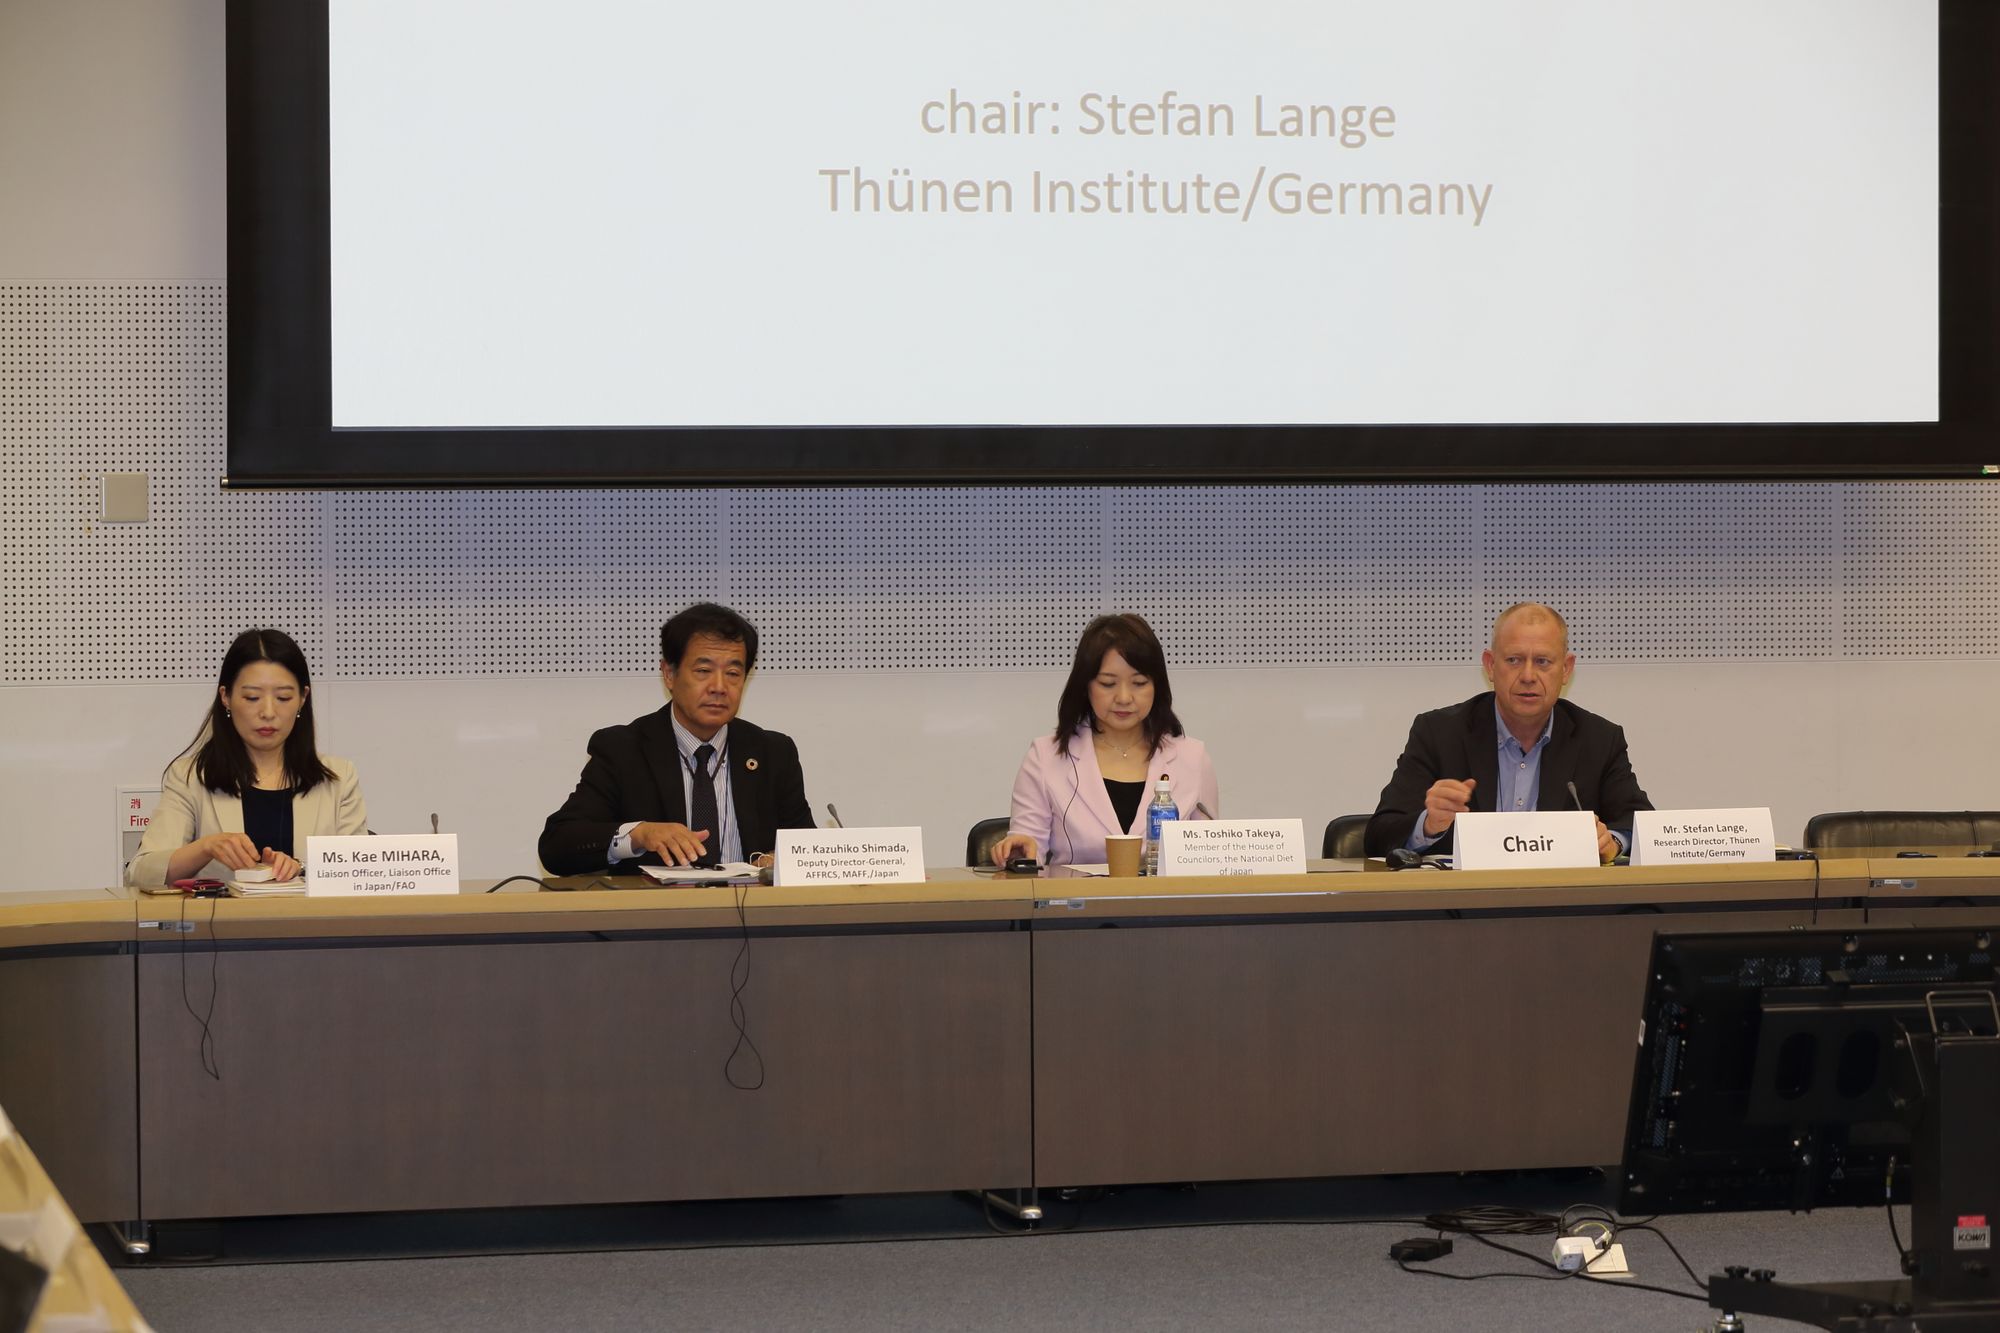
[[0, 0, 224, 281], [3, 1, 1996, 893]]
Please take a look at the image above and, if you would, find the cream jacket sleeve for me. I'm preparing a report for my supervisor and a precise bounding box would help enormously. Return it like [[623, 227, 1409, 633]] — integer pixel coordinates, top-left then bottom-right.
[[124, 754, 368, 888], [125, 754, 207, 888]]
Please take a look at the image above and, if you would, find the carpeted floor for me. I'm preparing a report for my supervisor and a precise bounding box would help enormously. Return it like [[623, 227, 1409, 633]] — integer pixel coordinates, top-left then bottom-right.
[[111, 1174, 1914, 1332]]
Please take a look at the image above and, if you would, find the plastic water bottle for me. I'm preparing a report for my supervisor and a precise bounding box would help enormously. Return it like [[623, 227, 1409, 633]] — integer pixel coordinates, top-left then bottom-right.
[[1141, 776, 1179, 876]]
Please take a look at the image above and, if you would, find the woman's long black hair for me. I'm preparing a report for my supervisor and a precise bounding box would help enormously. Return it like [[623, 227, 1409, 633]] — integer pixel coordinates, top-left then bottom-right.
[[177, 629, 337, 796]]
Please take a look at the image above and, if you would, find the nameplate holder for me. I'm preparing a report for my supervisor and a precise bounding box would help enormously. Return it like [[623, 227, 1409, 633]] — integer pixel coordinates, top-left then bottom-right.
[[306, 834, 460, 896], [1630, 808, 1776, 866], [1157, 819, 1307, 876], [775, 827, 925, 887], [1453, 811, 1599, 871]]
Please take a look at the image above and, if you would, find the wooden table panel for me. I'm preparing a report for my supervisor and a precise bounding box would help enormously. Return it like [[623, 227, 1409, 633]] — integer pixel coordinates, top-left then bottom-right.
[[138, 927, 1030, 1218], [0, 864, 1978, 1224], [0, 953, 137, 1223], [1032, 904, 1818, 1187]]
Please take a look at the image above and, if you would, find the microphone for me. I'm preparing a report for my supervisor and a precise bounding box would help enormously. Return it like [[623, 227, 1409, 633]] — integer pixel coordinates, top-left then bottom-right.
[[430, 812, 440, 834], [1194, 802, 1216, 820], [1570, 781, 1615, 865], [826, 803, 844, 829]]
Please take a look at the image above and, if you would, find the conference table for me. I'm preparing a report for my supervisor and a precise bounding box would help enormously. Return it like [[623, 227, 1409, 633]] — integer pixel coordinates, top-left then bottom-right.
[[0, 858, 1995, 1240]]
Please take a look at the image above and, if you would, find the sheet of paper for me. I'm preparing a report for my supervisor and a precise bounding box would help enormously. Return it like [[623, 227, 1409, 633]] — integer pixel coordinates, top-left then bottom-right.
[[639, 862, 760, 884]]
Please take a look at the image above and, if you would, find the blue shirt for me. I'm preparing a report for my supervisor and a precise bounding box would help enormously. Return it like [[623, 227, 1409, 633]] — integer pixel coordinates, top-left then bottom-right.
[[1494, 703, 1555, 819], [1407, 701, 1625, 855], [609, 715, 743, 865]]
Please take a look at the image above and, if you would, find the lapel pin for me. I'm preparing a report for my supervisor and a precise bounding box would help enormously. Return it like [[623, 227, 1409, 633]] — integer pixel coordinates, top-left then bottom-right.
[[744, 758, 759, 772]]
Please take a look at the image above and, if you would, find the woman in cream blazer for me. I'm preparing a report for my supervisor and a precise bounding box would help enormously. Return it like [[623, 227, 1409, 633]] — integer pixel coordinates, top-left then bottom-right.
[[993, 614, 1219, 869], [126, 629, 367, 888]]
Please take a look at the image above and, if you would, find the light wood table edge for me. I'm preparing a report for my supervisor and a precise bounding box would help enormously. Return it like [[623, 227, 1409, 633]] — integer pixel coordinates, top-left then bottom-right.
[[128, 878, 1037, 941], [1031, 859, 1868, 917], [0, 1107, 149, 1331], [0, 894, 138, 950]]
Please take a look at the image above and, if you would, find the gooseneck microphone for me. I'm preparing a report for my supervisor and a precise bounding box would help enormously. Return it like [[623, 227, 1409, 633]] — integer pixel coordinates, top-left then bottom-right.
[[1571, 780, 1615, 865], [1194, 802, 1216, 820], [826, 803, 844, 829]]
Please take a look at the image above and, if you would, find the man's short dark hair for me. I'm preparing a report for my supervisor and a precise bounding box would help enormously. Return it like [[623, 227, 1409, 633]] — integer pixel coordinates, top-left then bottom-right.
[[661, 603, 759, 671]]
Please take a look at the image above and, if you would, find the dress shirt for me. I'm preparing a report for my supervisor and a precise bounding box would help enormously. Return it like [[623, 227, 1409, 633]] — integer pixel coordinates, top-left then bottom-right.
[[1408, 701, 1627, 854], [609, 716, 743, 865]]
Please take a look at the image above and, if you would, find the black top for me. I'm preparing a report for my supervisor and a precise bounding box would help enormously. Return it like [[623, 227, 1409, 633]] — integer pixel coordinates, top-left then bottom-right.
[[1104, 779, 1146, 835], [241, 786, 295, 859]]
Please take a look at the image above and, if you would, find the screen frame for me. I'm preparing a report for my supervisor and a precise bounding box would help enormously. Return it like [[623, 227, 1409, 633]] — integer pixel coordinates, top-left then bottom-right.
[[226, 1, 1999, 487]]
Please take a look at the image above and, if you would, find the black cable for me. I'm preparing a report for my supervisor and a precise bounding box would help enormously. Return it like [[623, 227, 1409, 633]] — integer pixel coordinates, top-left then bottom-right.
[[1397, 1257, 1571, 1284], [1449, 1224, 1711, 1303], [1424, 1205, 1559, 1236], [1059, 747, 1082, 867], [178, 893, 221, 1081], [723, 880, 764, 1090], [1885, 1155, 1910, 1268], [485, 874, 552, 894], [1611, 1222, 1707, 1291], [1580, 1271, 1713, 1303], [1459, 1229, 1570, 1266], [1404, 1203, 1710, 1304], [1557, 1202, 1618, 1236], [1399, 1240, 1712, 1304]]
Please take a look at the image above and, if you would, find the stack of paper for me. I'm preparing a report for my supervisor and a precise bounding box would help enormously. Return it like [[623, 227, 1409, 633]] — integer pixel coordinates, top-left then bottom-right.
[[228, 879, 306, 897], [638, 862, 760, 885]]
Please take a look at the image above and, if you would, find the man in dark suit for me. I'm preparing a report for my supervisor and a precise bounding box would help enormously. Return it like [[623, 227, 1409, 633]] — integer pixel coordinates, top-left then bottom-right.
[[1365, 603, 1651, 862], [539, 603, 814, 876]]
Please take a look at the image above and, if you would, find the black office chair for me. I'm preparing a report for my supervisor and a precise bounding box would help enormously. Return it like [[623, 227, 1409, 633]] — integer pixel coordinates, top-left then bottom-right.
[[1803, 810, 2000, 853], [1322, 813, 1372, 860], [966, 816, 1013, 867]]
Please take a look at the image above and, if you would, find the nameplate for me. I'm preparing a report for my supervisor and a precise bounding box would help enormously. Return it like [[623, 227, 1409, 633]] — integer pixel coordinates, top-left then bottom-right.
[[305, 834, 460, 896], [1157, 820, 1307, 876], [774, 827, 925, 886], [1452, 811, 1599, 871], [1630, 808, 1776, 866]]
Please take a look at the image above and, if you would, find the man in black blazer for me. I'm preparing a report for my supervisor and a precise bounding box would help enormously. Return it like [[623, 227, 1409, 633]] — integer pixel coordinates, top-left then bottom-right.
[[1365, 603, 1651, 861], [539, 604, 814, 876]]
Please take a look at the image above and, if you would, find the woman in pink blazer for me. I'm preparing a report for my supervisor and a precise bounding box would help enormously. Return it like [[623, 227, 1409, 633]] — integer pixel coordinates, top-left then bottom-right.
[[993, 613, 1218, 869]]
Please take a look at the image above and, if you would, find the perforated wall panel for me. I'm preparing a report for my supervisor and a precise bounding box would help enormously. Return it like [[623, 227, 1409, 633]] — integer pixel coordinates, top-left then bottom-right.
[[1110, 486, 1485, 667], [732, 488, 1103, 671], [328, 489, 723, 676], [1, 284, 323, 685], [3, 282, 1997, 686], [1484, 484, 1841, 661], [1842, 483, 2000, 657]]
